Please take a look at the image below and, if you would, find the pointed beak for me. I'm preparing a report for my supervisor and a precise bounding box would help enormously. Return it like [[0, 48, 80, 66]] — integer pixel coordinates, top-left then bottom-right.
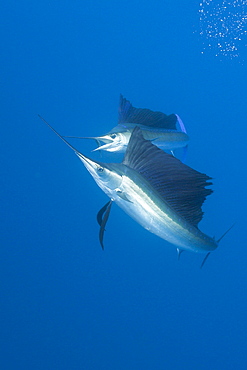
[[93, 135, 113, 144], [62, 135, 114, 151], [76, 152, 100, 175], [91, 135, 115, 152], [38, 114, 105, 175], [92, 142, 114, 152], [63, 131, 122, 152]]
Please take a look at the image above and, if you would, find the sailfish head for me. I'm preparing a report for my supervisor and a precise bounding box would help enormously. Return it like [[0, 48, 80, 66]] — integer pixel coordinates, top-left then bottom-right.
[[76, 153, 123, 195], [64, 128, 130, 153], [38, 116, 123, 195], [91, 127, 130, 153]]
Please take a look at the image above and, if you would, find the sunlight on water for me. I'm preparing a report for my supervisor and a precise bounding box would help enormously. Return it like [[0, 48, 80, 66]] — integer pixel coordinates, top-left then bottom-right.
[[199, 0, 247, 60]]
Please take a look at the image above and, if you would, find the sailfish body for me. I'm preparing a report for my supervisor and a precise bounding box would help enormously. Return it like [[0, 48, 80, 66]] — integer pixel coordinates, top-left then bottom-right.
[[92, 162, 217, 253], [90, 95, 189, 153], [41, 116, 217, 254]]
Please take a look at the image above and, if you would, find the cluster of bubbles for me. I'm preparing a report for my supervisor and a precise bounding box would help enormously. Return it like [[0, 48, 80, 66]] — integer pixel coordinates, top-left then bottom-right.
[[198, 0, 247, 59]]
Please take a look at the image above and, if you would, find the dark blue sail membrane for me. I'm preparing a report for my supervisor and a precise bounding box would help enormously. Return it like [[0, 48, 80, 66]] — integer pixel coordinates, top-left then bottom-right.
[[118, 94, 177, 129], [123, 127, 212, 227]]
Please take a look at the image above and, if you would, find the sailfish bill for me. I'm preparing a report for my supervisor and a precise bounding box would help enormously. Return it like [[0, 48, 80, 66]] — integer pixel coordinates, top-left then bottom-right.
[[40, 115, 223, 255]]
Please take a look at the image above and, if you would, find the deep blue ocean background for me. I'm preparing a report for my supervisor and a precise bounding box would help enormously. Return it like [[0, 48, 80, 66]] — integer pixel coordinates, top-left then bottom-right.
[[1, 1, 247, 369]]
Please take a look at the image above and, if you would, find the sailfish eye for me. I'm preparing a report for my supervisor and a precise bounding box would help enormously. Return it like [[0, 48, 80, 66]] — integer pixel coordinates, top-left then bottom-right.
[[110, 133, 117, 139], [97, 166, 104, 173]]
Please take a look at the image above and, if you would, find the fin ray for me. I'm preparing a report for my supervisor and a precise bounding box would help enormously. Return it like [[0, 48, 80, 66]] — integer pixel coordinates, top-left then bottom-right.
[[123, 127, 213, 226], [118, 95, 177, 129]]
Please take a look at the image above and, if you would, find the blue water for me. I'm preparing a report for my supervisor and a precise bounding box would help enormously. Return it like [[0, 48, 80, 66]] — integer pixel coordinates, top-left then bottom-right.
[[1, 1, 247, 369]]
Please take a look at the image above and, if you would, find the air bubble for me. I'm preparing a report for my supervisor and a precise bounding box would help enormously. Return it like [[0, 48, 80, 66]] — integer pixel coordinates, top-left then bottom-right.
[[198, 0, 247, 60]]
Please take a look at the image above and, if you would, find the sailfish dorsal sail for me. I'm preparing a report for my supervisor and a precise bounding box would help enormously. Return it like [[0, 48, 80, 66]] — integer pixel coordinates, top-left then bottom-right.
[[118, 94, 177, 129], [123, 127, 213, 227]]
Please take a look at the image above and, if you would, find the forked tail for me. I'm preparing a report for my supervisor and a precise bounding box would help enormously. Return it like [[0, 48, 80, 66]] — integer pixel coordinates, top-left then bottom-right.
[[200, 224, 235, 268]]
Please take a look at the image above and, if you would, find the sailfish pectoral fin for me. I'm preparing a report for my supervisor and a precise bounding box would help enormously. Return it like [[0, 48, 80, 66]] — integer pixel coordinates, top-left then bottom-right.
[[116, 190, 133, 202], [97, 200, 113, 250], [97, 200, 112, 226]]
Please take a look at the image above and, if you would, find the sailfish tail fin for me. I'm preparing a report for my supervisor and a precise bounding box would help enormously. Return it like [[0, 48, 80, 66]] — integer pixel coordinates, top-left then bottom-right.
[[201, 224, 235, 269], [217, 224, 235, 243]]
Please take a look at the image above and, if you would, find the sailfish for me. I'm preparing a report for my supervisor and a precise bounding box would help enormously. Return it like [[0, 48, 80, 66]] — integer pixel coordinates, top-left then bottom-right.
[[64, 95, 189, 154], [39, 115, 227, 262]]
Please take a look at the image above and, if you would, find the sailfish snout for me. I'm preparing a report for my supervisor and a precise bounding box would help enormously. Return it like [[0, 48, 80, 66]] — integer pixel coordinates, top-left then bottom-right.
[[91, 135, 116, 152], [62, 134, 116, 152]]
